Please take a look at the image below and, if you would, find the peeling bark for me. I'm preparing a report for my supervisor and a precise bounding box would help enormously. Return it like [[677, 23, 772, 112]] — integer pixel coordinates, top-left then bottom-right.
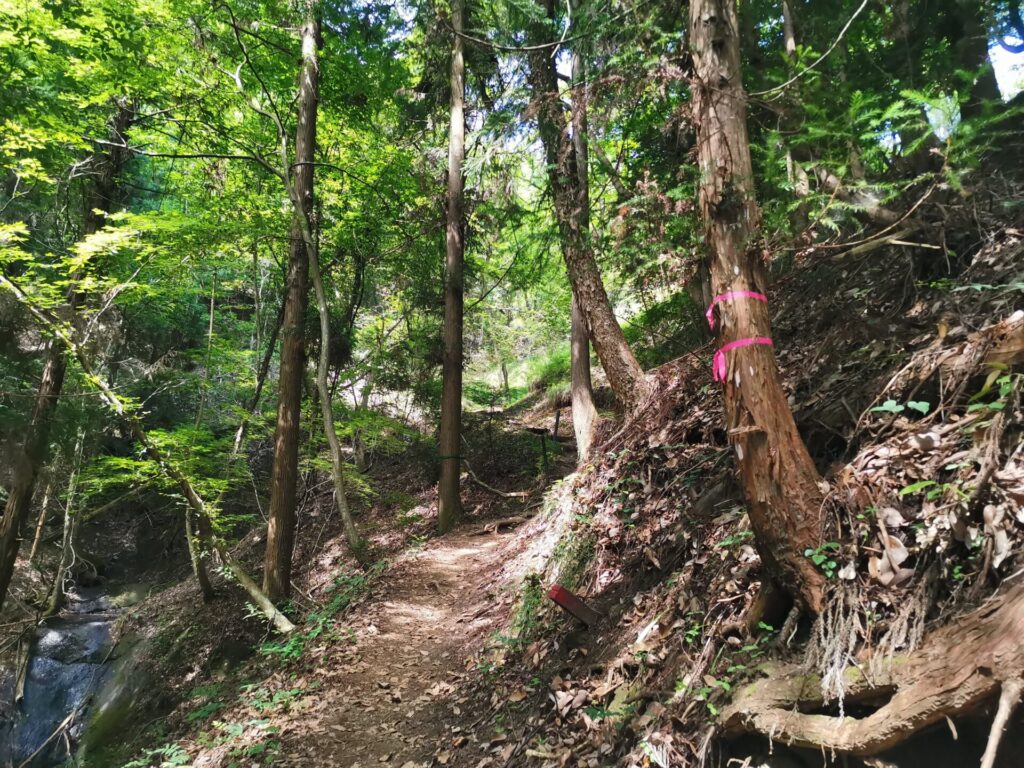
[[689, 0, 825, 613]]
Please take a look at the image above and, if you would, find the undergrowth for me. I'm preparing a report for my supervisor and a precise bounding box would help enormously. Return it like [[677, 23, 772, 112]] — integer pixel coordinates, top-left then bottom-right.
[[259, 561, 387, 663]]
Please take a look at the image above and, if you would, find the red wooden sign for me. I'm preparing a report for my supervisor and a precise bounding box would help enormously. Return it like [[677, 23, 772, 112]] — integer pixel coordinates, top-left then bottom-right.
[[547, 584, 601, 627]]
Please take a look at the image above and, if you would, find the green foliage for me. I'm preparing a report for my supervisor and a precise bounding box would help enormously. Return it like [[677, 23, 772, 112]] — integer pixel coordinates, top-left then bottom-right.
[[121, 742, 190, 768], [968, 372, 1018, 413], [716, 529, 754, 550], [259, 562, 386, 664], [495, 573, 546, 651], [804, 542, 841, 579], [870, 399, 931, 416], [551, 525, 596, 590], [623, 291, 706, 369]]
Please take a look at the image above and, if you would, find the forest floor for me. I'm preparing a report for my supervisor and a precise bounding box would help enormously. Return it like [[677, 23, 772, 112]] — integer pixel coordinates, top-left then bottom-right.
[[273, 525, 514, 768], [115, 404, 577, 768]]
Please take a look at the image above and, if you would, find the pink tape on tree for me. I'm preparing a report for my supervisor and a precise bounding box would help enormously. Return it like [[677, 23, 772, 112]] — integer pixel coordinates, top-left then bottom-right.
[[713, 337, 773, 382], [705, 290, 768, 329]]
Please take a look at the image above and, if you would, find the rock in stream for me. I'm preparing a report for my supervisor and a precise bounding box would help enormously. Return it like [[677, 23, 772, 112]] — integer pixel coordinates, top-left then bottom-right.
[[8, 588, 117, 767]]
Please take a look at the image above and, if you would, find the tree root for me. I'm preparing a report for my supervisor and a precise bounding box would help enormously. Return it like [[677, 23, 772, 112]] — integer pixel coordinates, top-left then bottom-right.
[[720, 580, 1024, 756], [980, 678, 1022, 768]]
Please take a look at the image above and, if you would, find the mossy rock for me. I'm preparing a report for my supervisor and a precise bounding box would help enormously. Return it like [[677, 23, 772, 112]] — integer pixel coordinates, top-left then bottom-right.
[[76, 634, 152, 759], [108, 583, 151, 609], [78, 623, 194, 768]]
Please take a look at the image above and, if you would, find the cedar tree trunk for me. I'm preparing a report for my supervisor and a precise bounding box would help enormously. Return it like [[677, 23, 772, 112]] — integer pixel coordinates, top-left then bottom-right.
[[689, 0, 825, 613], [438, 0, 466, 533]]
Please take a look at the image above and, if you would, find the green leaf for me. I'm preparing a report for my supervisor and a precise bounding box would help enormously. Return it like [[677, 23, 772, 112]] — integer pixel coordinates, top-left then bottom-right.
[[900, 480, 937, 496], [871, 399, 904, 414]]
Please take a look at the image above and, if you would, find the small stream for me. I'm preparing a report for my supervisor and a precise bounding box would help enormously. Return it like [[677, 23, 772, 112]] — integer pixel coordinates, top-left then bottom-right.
[[10, 587, 118, 767]]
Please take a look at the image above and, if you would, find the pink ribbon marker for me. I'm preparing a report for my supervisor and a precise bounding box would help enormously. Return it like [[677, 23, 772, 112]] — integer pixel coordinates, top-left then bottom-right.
[[713, 337, 773, 382], [705, 290, 768, 329]]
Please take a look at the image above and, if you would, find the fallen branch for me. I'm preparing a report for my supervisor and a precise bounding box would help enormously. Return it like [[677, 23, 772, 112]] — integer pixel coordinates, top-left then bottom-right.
[[720, 580, 1024, 755], [462, 458, 532, 499]]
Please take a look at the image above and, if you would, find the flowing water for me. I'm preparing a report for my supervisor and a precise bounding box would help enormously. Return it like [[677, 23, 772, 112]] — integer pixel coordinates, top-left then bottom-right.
[[9, 587, 117, 767]]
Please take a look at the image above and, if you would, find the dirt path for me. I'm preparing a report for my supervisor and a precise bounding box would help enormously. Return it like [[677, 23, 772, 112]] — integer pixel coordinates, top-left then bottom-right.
[[279, 527, 513, 767]]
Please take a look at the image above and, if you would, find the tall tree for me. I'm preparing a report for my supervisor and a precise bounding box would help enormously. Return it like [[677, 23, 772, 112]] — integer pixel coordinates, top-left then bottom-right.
[[299, 29, 364, 556], [524, 0, 649, 414], [569, 47, 598, 461], [438, 0, 466, 533], [689, 0, 825, 613], [263, 9, 318, 600], [0, 101, 133, 613]]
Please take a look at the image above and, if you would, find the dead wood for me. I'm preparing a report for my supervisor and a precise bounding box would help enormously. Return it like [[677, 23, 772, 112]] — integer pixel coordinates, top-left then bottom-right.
[[980, 677, 1022, 768], [462, 458, 532, 499], [934, 311, 1024, 386], [720, 579, 1024, 755]]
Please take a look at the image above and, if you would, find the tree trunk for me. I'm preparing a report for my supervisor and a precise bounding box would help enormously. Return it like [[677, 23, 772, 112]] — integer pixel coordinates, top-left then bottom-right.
[[229, 297, 284, 459], [438, 0, 466, 534], [570, 298, 598, 460], [0, 347, 66, 614], [689, 0, 825, 614], [569, 49, 600, 463], [28, 474, 53, 563], [281, 10, 363, 556], [781, 0, 796, 57], [263, 14, 318, 600], [184, 506, 215, 601], [45, 431, 83, 617], [952, 0, 1000, 119], [188, 273, 217, 600], [0, 101, 134, 613], [352, 375, 373, 473], [524, 1, 649, 414]]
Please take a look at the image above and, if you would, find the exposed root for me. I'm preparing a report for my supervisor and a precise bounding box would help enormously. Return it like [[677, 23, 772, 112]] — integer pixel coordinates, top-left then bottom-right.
[[805, 585, 863, 712], [721, 580, 1024, 755], [855, 311, 1024, 433], [980, 677, 1023, 768]]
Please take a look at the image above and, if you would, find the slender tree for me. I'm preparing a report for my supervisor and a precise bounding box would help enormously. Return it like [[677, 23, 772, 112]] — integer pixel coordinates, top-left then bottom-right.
[[0, 101, 134, 613], [45, 430, 84, 616], [524, 0, 649, 414], [438, 0, 467, 532], [569, 48, 598, 461], [689, 0, 825, 613], [264, 9, 318, 600]]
